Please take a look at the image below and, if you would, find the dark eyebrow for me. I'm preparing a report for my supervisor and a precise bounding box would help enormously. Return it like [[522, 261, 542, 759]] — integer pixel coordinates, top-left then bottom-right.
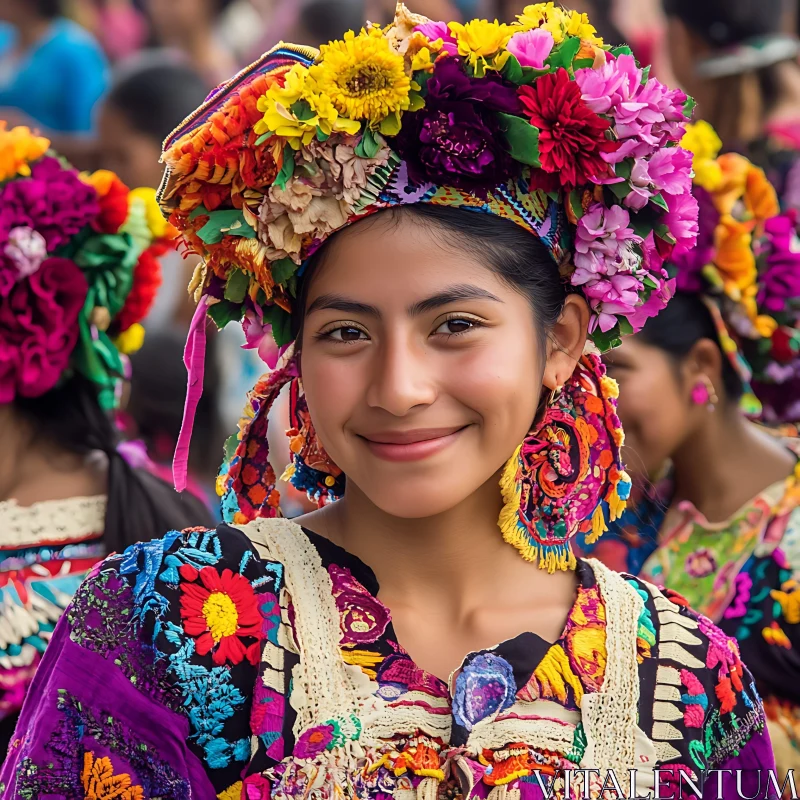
[[408, 284, 502, 316], [306, 294, 381, 317]]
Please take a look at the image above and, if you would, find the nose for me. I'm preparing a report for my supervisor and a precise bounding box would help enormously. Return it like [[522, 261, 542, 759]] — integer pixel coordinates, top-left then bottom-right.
[[365, 333, 437, 417]]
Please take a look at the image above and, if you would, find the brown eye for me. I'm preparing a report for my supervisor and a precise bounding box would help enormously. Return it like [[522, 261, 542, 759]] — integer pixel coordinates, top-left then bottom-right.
[[327, 326, 368, 342], [434, 318, 476, 335]]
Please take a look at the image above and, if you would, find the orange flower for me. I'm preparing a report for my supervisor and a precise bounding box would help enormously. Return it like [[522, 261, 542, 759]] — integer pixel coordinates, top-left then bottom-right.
[[713, 153, 751, 218], [179, 564, 264, 665], [82, 752, 143, 800], [83, 169, 131, 233], [0, 122, 50, 181], [744, 162, 779, 229], [714, 218, 756, 293]]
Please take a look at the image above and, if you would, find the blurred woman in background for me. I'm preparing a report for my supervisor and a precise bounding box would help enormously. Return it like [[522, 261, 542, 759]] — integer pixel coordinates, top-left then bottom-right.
[[664, 0, 800, 210], [581, 123, 800, 774], [0, 125, 212, 754]]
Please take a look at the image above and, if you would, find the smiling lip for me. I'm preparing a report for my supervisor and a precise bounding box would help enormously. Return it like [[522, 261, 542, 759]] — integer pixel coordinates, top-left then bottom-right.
[[359, 426, 468, 462]]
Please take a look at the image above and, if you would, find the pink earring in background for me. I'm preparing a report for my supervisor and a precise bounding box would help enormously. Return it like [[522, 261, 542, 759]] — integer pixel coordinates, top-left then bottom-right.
[[691, 376, 718, 410]]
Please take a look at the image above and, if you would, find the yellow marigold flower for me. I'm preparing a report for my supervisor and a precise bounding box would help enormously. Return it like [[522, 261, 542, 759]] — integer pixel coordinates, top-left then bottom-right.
[[449, 19, 513, 73], [255, 64, 359, 150], [129, 187, 169, 239], [114, 323, 145, 355], [310, 29, 411, 126], [0, 122, 50, 182], [564, 10, 604, 46], [517, 3, 564, 32], [680, 121, 723, 191]]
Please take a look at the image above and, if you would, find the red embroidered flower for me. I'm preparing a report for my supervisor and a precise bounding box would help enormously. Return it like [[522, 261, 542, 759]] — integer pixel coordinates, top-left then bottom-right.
[[519, 68, 618, 190], [115, 242, 164, 332], [179, 564, 263, 665]]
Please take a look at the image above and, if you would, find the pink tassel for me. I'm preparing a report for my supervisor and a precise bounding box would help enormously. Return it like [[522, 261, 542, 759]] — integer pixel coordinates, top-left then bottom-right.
[[173, 297, 209, 492]]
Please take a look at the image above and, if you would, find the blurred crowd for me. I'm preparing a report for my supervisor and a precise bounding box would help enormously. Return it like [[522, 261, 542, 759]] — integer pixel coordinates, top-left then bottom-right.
[[2, 0, 800, 520]]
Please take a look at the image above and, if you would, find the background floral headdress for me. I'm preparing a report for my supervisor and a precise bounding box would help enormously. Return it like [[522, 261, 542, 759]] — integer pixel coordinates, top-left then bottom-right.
[[0, 123, 172, 410], [158, 2, 697, 519], [676, 120, 800, 423]]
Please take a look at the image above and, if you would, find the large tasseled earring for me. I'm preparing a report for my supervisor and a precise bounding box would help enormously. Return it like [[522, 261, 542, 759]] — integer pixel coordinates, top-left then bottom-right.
[[498, 352, 632, 572]]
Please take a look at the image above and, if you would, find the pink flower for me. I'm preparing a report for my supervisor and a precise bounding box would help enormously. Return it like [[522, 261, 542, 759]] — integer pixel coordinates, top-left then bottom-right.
[[662, 190, 700, 254], [414, 20, 458, 55], [575, 54, 689, 163], [583, 273, 644, 332], [4, 226, 47, 281], [507, 28, 554, 69], [626, 159, 655, 210], [627, 274, 675, 332], [242, 306, 281, 368], [572, 203, 642, 285], [648, 147, 693, 195]]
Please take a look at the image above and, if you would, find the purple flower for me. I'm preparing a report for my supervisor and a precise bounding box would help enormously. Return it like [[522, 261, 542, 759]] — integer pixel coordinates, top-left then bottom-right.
[[685, 547, 717, 579], [414, 20, 458, 55], [507, 28, 554, 69], [572, 203, 642, 286], [393, 56, 522, 194], [453, 652, 516, 731], [328, 564, 390, 645], [294, 724, 335, 759], [758, 212, 800, 314], [0, 157, 99, 252], [242, 306, 282, 368], [0, 257, 88, 403], [575, 54, 689, 164], [662, 190, 700, 255]]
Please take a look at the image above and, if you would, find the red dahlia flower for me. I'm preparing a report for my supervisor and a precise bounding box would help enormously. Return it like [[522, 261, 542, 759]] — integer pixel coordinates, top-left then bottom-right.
[[115, 242, 165, 332], [519, 68, 618, 190], [179, 564, 264, 666]]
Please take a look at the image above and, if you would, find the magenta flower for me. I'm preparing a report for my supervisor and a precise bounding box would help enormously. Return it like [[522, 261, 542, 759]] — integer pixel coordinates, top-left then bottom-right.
[[662, 190, 699, 255], [572, 203, 642, 286], [583, 273, 644, 332], [627, 274, 676, 332], [626, 159, 655, 210], [648, 147, 693, 195], [0, 157, 99, 252], [0, 257, 88, 403], [507, 28, 554, 69], [294, 724, 335, 759], [575, 55, 689, 163], [758, 212, 800, 314], [672, 186, 717, 291], [242, 306, 281, 368], [414, 20, 458, 55]]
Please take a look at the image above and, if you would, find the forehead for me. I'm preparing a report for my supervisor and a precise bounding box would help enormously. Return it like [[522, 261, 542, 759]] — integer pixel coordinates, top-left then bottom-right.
[[304, 214, 512, 306]]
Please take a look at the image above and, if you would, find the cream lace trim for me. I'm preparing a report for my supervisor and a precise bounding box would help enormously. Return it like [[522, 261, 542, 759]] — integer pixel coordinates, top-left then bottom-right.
[[241, 522, 643, 775], [0, 495, 106, 548]]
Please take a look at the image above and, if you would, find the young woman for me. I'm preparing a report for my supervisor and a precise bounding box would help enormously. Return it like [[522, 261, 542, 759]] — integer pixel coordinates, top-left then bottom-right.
[[663, 0, 800, 211], [0, 124, 213, 752], [0, 8, 778, 799], [582, 124, 800, 775]]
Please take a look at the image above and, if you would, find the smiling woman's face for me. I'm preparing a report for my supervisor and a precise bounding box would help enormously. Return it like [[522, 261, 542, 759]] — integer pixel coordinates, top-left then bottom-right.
[[299, 213, 547, 519]]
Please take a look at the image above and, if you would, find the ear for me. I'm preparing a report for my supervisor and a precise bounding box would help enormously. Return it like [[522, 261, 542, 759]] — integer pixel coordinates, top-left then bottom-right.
[[683, 337, 724, 399], [542, 294, 590, 392]]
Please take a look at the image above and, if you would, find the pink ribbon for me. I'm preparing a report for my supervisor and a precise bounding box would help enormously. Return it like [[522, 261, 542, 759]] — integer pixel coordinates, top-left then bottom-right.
[[173, 297, 209, 492]]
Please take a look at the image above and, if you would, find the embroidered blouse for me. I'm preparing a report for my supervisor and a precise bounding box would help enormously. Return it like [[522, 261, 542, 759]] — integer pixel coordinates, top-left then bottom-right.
[[0, 520, 776, 800], [578, 457, 800, 776], [0, 495, 106, 726]]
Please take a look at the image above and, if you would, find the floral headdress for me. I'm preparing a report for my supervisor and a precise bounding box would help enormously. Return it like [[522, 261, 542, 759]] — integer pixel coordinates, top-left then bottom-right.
[[158, 3, 697, 522], [0, 123, 172, 410], [676, 120, 800, 423]]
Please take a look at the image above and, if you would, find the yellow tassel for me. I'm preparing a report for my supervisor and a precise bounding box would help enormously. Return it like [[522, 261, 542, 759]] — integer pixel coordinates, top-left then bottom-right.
[[585, 504, 608, 545], [280, 462, 296, 482]]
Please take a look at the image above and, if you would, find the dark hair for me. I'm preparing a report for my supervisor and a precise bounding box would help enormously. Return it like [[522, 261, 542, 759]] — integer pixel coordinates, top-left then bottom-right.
[[293, 205, 568, 358], [106, 58, 210, 144], [636, 292, 744, 401], [299, 0, 365, 45], [663, 0, 785, 47], [35, 0, 61, 18], [13, 374, 214, 555]]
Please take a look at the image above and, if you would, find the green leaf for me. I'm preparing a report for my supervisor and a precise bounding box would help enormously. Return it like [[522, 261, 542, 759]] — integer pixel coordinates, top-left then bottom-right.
[[609, 181, 631, 201], [591, 324, 622, 352], [649, 193, 669, 212], [618, 317, 634, 336], [547, 36, 582, 71], [498, 113, 541, 167], [683, 95, 697, 120], [610, 44, 633, 58], [274, 145, 295, 191], [379, 111, 402, 136], [501, 54, 524, 85], [223, 432, 239, 462], [356, 127, 382, 159], [640, 64, 651, 84], [631, 218, 651, 239], [643, 275, 659, 290], [572, 58, 594, 70], [224, 269, 250, 303], [189, 204, 209, 220], [316, 127, 331, 142], [286, 274, 298, 298], [196, 209, 256, 244], [265, 305, 293, 347], [413, 70, 433, 92], [519, 66, 551, 84], [291, 99, 316, 121], [271, 257, 298, 285], [614, 159, 633, 180], [408, 92, 425, 112], [207, 299, 244, 329], [655, 223, 676, 245], [569, 190, 585, 221], [255, 131, 273, 146]]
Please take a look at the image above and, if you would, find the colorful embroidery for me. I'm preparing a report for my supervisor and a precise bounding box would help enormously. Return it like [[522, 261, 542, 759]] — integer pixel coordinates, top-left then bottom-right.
[[81, 753, 144, 800]]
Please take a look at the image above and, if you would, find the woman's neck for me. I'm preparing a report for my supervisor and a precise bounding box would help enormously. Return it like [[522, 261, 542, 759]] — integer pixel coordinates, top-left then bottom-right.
[[669, 407, 796, 523], [765, 61, 800, 126]]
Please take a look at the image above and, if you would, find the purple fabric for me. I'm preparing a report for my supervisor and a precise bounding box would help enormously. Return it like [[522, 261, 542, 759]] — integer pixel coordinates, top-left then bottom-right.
[[701, 726, 779, 800], [0, 616, 216, 799]]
